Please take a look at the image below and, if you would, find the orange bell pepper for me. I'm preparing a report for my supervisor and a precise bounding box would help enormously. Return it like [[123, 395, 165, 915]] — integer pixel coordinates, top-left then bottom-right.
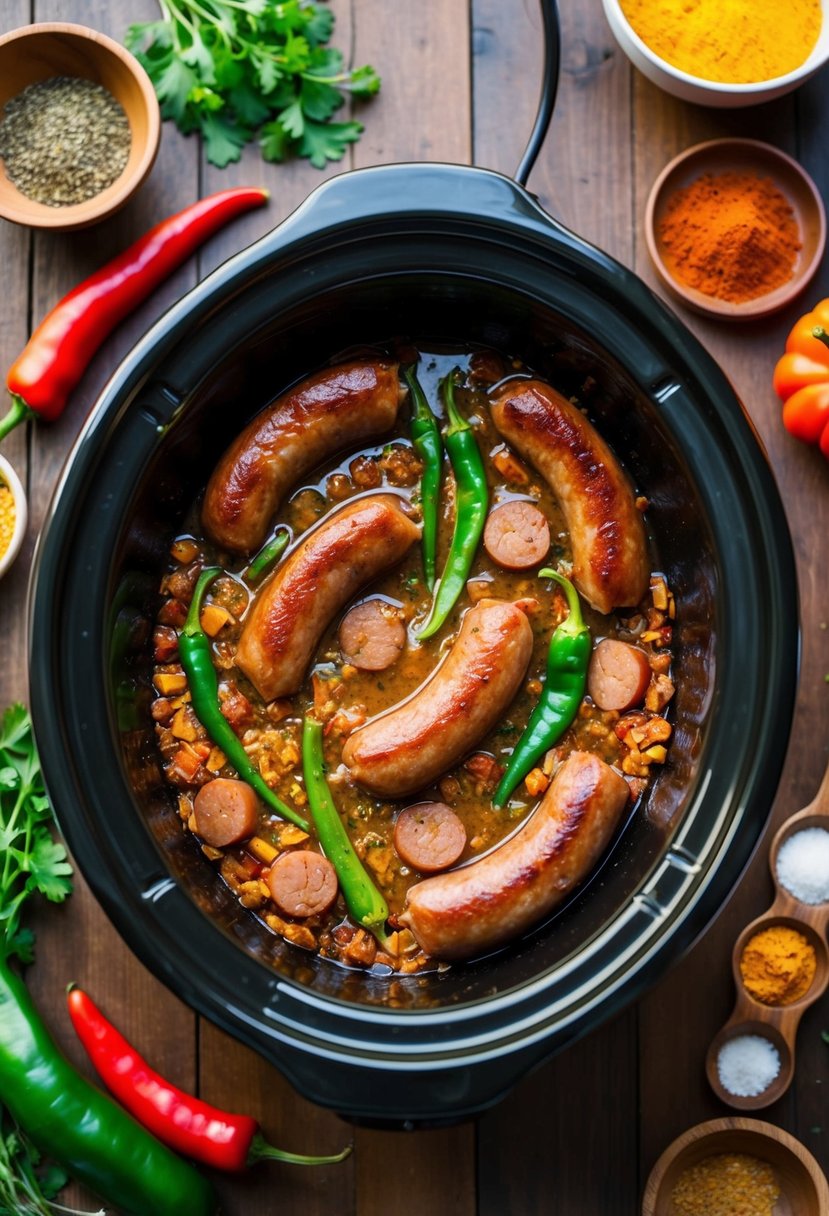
[[773, 298, 829, 459]]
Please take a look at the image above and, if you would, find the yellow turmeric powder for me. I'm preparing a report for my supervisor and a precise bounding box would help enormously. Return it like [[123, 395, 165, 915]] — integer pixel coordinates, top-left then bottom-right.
[[739, 924, 816, 1006], [619, 0, 822, 85]]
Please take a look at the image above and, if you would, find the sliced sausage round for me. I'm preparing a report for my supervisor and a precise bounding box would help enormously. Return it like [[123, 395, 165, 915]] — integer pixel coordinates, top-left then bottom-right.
[[587, 639, 651, 711], [394, 803, 467, 874], [483, 501, 551, 570], [266, 850, 339, 918], [339, 599, 407, 671], [193, 778, 259, 847]]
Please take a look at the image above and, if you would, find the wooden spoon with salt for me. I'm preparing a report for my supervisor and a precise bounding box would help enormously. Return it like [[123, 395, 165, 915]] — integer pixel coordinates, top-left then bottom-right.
[[706, 761, 829, 1110]]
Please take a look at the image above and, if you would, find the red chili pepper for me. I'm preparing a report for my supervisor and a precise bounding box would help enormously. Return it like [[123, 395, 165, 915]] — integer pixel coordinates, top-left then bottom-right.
[[67, 986, 351, 1172], [0, 187, 269, 443]]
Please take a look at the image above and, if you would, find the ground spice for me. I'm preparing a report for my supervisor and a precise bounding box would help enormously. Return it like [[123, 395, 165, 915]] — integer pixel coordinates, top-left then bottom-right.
[[739, 924, 817, 1005], [0, 77, 131, 207], [671, 1153, 780, 1216], [619, 0, 821, 84], [0, 485, 14, 562], [776, 827, 829, 903], [658, 171, 801, 304]]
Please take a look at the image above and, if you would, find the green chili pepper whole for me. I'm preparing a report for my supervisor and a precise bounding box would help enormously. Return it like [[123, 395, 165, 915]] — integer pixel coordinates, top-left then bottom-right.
[[403, 364, 443, 592], [245, 527, 289, 584], [492, 569, 591, 808], [301, 716, 390, 948], [0, 956, 217, 1216], [417, 370, 488, 640], [180, 568, 310, 831]]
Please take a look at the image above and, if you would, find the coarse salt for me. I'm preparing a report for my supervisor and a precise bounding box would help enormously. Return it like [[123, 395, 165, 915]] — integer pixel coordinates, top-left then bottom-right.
[[717, 1034, 780, 1098], [775, 827, 829, 904]]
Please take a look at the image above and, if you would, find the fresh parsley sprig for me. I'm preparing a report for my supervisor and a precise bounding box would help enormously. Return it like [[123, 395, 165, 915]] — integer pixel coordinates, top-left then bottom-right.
[[0, 706, 98, 1216], [0, 705, 72, 965], [125, 0, 381, 168]]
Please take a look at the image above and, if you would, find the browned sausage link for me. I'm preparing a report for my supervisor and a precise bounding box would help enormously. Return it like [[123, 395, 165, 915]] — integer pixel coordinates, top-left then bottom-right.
[[266, 850, 339, 918], [483, 500, 551, 570], [338, 599, 407, 671], [400, 751, 629, 960], [342, 599, 533, 799], [587, 638, 651, 711], [202, 359, 403, 553], [193, 777, 259, 847], [489, 380, 649, 613], [235, 494, 420, 701], [394, 802, 467, 873]]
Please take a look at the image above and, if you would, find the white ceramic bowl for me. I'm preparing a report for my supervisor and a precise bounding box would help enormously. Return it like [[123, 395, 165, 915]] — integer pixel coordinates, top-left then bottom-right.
[[602, 0, 829, 107], [0, 454, 27, 579]]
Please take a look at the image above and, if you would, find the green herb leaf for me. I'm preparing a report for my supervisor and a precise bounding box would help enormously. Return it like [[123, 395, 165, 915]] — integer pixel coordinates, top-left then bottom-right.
[[260, 119, 292, 162], [25, 838, 73, 904], [0, 705, 73, 963], [154, 56, 199, 124], [300, 77, 342, 122], [126, 0, 380, 168], [299, 118, 362, 168], [200, 111, 251, 167]]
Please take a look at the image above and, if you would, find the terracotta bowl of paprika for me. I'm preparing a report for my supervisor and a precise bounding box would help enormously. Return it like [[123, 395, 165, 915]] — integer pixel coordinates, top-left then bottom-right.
[[645, 139, 826, 320], [0, 22, 161, 231]]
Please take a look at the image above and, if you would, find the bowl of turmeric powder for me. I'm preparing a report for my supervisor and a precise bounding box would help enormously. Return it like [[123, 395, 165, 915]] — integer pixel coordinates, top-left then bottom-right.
[[603, 0, 829, 106], [0, 454, 27, 580], [645, 139, 826, 319]]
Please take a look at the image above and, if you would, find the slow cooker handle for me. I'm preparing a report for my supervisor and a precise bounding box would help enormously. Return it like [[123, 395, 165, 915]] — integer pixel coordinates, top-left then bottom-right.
[[513, 0, 561, 187]]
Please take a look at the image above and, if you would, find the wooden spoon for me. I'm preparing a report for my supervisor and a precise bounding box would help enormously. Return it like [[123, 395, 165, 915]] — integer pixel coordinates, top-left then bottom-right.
[[706, 761, 829, 1110]]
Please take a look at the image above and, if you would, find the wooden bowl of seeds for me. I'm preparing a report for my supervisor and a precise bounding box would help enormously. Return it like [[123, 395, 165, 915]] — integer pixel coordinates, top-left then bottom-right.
[[0, 23, 160, 230]]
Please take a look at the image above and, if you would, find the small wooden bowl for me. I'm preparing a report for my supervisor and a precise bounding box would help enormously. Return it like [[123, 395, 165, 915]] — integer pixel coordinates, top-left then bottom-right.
[[707, 766, 829, 1110], [0, 454, 27, 579], [0, 23, 160, 230], [642, 1117, 829, 1216], [645, 139, 826, 320]]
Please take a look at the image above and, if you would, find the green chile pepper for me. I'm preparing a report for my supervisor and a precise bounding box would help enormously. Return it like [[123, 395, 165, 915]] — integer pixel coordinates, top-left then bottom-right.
[[244, 527, 289, 584], [493, 569, 591, 807], [0, 956, 217, 1216], [417, 370, 488, 640], [302, 716, 390, 949], [180, 568, 309, 831], [403, 364, 443, 592]]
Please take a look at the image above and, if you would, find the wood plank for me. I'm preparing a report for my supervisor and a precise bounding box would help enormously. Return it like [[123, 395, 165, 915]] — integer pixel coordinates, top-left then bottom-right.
[[348, 3, 477, 1213], [355, 1124, 476, 1216], [479, 1010, 639, 1215], [629, 25, 829, 1190], [0, 0, 31, 700], [22, 2, 203, 1211], [200, 1033, 356, 1216], [476, 3, 640, 1211], [198, 0, 355, 277]]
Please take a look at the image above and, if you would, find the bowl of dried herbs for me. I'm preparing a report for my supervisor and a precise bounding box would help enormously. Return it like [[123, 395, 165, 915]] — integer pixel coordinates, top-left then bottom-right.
[[0, 22, 160, 230]]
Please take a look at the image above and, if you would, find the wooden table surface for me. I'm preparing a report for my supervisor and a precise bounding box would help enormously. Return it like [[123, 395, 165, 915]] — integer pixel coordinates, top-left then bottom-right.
[[2, 1, 828, 1212]]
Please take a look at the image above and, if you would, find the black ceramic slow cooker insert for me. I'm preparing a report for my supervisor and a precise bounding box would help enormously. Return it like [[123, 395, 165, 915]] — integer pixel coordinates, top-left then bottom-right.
[[28, 3, 797, 1125]]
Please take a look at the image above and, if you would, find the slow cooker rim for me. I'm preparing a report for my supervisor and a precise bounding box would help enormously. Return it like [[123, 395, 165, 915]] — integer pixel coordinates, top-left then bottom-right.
[[28, 162, 798, 1083]]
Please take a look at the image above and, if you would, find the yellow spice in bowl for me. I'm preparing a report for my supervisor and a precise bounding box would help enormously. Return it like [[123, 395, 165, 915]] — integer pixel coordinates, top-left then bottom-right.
[[0, 483, 15, 562], [671, 1153, 780, 1216], [619, 0, 822, 84]]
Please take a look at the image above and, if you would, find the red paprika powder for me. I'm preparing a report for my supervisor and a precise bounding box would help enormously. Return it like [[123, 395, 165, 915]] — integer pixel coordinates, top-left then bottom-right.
[[658, 171, 801, 304]]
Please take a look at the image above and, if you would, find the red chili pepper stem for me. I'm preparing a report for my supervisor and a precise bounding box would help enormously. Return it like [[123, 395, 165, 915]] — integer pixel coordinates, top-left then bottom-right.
[[0, 394, 32, 443], [67, 986, 351, 1172], [247, 1133, 351, 1166]]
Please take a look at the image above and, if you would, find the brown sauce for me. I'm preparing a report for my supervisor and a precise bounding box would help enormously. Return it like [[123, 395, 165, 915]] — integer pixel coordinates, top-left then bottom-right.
[[151, 346, 675, 974]]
